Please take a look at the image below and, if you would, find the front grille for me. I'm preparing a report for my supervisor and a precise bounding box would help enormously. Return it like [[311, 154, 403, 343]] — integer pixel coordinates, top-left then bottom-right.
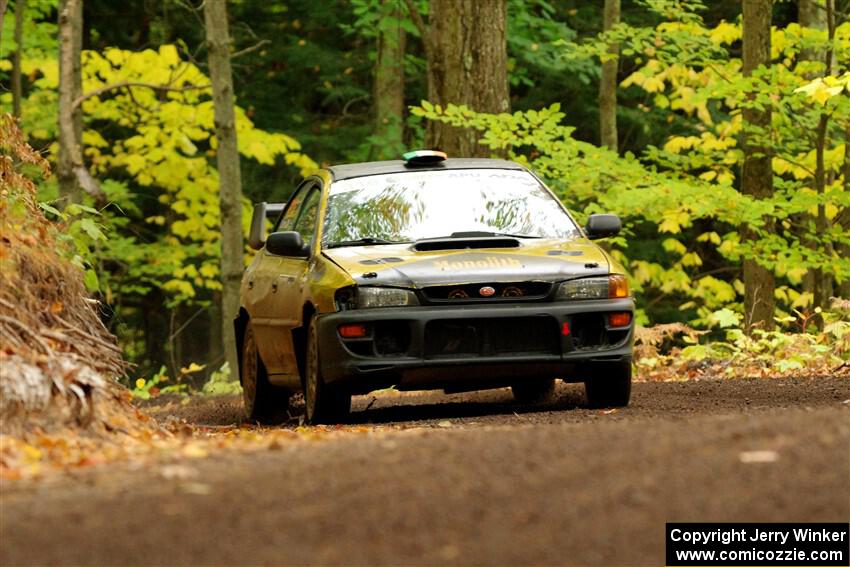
[[422, 281, 552, 303], [424, 316, 560, 358]]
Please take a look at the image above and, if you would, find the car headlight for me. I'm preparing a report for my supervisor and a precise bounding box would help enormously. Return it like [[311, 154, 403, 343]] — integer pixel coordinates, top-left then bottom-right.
[[556, 275, 629, 300], [357, 287, 419, 309]]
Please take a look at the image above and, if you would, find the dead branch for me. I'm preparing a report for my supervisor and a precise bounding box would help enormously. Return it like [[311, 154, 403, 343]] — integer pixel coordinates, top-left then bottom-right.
[[0, 315, 51, 354], [72, 81, 210, 111], [231, 38, 270, 59]]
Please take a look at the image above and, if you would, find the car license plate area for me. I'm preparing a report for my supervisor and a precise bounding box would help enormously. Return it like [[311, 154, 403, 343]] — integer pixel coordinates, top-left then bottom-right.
[[424, 316, 559, 358]]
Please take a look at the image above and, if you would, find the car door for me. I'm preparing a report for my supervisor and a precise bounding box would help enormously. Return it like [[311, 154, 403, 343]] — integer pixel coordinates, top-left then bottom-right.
[[269, 185, 322, 341], [248, 181, 315, 381]]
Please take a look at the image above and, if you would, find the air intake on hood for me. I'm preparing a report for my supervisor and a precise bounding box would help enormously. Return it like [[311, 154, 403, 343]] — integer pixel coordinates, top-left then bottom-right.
[[413, 236, 520, 252]]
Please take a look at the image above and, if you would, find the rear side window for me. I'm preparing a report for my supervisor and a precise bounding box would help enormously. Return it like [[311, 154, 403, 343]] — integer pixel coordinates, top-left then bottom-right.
[[275, 187, 309, 232], [293, 189, 321, 247]]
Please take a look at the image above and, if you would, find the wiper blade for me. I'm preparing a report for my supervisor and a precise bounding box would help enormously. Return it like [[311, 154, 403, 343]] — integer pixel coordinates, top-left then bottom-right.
[[494, 232, 543, 239], [426, 231, 543, 240], [325, 237, 407, 249]]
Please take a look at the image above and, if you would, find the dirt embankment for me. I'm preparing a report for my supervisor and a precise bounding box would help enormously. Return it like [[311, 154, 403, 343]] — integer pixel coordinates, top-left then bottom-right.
[[1, 114, 134, 435]]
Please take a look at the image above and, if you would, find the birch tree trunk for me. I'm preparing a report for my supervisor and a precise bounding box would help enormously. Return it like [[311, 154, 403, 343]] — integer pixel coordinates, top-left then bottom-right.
[[811, 0, 835, 321], [420, 0, 509, 157], [204, 0, 243, 379], [741, 0, 775, 331], [373, 0, 405, 159], [11, 0, 25, 118], [598, 0, 620, 151], [57, 0, 84, 206], [798, 0, 826, 303]]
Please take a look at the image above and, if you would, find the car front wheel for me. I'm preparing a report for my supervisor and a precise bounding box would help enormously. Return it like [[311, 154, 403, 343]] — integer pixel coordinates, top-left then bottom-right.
[[305, 316, 351, 424], [242, 322, 291, 424], [584, 358, 632, 408]]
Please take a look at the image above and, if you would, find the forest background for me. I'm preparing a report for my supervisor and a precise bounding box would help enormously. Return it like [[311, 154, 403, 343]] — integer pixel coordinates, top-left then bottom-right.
[[1, 0, 848, 389]]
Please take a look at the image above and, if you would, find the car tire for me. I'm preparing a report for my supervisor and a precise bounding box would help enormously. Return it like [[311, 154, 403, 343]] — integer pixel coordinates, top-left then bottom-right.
[[584, 358, 632, 408], [511, 378, 556, 404], [242, 322, 291, 424], [305, 316, 351, 424]]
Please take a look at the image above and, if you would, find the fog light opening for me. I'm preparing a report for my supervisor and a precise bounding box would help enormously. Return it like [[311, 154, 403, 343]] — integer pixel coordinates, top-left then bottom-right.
[[608, 312, 631, 327], [339, 323, 369, 339]]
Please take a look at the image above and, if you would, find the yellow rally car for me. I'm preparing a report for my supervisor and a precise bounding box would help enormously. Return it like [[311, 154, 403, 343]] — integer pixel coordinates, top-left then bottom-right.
[[236, 151, 634, 424]]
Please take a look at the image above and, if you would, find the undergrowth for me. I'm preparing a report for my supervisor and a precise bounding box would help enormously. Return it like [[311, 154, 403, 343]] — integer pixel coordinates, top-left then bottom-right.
[[635, 302, 850, 381]]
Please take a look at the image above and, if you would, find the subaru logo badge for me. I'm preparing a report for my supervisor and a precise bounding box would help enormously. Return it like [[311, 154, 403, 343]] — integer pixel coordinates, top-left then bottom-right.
[[479, 286, 496, 297]]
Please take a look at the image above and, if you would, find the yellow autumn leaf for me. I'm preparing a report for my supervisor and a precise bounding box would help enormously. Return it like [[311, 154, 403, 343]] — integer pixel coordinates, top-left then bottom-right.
[[710, 21, 741, 45], [643, 76, 665, 93], [181, 362, 206, 375], [181, 444, 209, 459]]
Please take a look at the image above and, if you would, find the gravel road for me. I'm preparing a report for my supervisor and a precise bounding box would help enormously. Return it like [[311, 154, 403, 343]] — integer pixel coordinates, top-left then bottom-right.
[[2, 376, 848, 566]]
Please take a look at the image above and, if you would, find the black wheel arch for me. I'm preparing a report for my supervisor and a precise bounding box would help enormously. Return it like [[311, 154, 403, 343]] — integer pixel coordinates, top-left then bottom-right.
[[234, 307, 250, 384], [292, 302, 316, 389]]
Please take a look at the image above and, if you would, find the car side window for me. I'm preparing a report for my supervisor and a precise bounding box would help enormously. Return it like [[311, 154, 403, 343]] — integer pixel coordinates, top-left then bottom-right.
[[293, 189, 321, 248]]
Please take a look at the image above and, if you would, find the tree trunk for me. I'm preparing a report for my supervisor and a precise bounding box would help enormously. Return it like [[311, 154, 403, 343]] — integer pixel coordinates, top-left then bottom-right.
[[798, 0, 825, 301], [207, 298, 224, 374], [798, 0, 826, 67], [57, 0, 83, 206], [11, 0, 25, 118], [422, 0, 509, 157], [741, 0, 775, 331], [0, 1, 9, 45], [839, 121, 850, 299], [204, 0, 243, 380], [808, 0, 836, 326], [598, 0, 620, 151], [372, 0, 405, 160]]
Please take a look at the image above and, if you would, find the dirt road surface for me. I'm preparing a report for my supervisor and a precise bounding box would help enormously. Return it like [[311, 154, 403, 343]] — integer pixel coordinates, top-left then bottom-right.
[[2, 376, 849, 566]]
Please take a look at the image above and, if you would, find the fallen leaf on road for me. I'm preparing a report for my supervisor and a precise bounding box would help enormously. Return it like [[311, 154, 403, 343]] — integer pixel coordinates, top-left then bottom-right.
[[437, 420, 452, 428], [159, 464, 198, 480], [181, 444, 209, 459], [738, 450, 779, 464], [180, 482, 211, 495]]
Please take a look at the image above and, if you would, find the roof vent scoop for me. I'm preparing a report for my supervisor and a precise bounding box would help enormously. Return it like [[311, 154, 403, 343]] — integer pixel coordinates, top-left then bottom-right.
[[403, 149, 447, 167]]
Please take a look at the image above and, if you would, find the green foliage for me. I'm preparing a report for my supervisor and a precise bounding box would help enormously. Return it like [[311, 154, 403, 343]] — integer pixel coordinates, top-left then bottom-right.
[[412, 2, 849, 327], [200, 363, 242, 396], [636, 305, 850, 380], [5, 0, 848, 384], [11, 44, 316, 307], [130, 366, 186, 399], [0, 0, 57, 58]]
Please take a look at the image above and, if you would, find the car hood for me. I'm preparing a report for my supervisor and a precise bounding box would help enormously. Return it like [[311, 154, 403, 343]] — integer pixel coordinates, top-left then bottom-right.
[[321, 238, 611, 287]]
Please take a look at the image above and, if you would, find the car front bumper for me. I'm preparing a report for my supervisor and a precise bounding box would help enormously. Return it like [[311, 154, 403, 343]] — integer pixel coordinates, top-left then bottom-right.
[[316, 299, 635, 395]]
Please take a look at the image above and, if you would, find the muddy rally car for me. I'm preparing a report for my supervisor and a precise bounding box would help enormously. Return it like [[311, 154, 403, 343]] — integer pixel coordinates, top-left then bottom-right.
[[236, 150, 634, 424]]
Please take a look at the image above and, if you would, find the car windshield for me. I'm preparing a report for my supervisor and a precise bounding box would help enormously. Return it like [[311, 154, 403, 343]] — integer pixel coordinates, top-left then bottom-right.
[[322, 169, 580, 247]]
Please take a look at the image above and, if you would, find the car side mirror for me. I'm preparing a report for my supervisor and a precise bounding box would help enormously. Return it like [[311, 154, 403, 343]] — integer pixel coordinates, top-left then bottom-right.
[[585, 214, 621, 240], [266, 231, 309, 257], [248, 202, 286, 250]]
